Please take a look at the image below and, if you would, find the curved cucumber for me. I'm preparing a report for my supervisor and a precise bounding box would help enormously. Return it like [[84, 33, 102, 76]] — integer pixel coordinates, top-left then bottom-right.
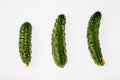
[[19, 22, 32, 67], [87, 11, 105, 66], [51, 14, 67, 68]]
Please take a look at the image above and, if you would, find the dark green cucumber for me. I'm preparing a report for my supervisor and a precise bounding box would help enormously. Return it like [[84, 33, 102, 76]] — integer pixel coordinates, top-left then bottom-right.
[[87, 11, 105, 66], [51, 14, 67, 68], [19, 22, 32, 67]]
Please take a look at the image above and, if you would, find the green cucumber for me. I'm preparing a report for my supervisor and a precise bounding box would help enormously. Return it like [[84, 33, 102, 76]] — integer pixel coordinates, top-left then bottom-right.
[[19, 22, 32, 67], [51, 14, 67, 68], [87, 11, 105, 66]]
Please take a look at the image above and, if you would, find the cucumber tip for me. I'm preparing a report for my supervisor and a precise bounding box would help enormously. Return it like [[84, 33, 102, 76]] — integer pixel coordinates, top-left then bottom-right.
[[101, 59, 105, 66], [26, 64, 29, 67]]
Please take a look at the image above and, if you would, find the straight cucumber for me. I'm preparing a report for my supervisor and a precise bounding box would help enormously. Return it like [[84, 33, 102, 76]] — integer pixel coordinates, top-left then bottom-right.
[[51, 14, 67, 68], [19, 22, 32, 67]]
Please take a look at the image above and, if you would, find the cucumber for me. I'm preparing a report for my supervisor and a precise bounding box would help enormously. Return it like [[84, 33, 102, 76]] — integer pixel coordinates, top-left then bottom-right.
[[87, 11, 105, 66], [51, 14, 67, 68], [19, 22, 32, 67]]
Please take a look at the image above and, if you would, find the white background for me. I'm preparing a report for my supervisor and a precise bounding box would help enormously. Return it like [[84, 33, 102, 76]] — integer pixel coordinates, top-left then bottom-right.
[[0, 0, 120, 80]]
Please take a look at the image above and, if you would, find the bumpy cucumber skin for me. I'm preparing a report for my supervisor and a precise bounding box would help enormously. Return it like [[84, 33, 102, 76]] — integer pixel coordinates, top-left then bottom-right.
[[19, 22, 32, 67], [51, 14, 67, 68], [87, 11, 105, 66]]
